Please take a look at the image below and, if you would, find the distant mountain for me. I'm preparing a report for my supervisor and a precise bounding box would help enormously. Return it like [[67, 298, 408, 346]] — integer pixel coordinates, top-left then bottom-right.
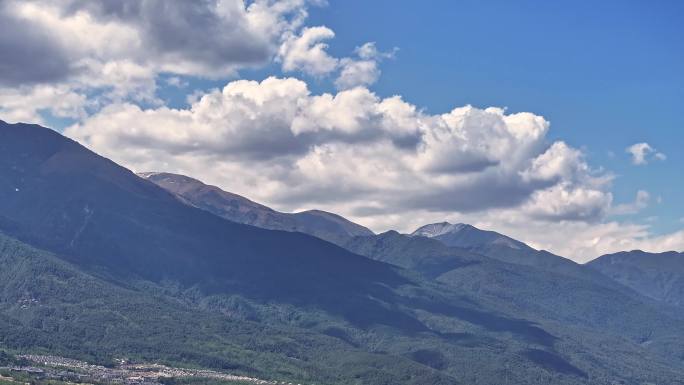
[[344, 231, 684, 347], [589, 250, 684, 307], [3, 120, 684, 384], [0, 120, 419, 333], [345, 230, 484, 279], [412, 222, 529, 250], [0, 120, 484, 384], [411, 222, 585, 278], [140, 172, 374, 245]]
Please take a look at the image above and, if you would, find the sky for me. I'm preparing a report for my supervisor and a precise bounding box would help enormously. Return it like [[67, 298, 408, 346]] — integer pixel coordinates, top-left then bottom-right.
[[0, 0, 682, 262]]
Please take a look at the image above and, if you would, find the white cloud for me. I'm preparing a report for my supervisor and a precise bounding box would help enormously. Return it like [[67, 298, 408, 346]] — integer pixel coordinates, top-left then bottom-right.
[[277, 30, 395, 89], [335, 42, 396, 90], [335, 59, 380, 90], [0, 84, 87, 123], [626, 142, 666, 165], [522, 182, 612, 221], [7, 0, 311, 79], [3, 2, 679, 261], [59, 77, 684, 260], [278, 26, 339, 76], [0, 1, 398, 122], [0, 0, 316, 120], [66, 77, 615, 245]]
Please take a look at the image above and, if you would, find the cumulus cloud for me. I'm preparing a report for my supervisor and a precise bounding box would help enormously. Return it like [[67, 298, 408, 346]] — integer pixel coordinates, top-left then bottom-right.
[[66, 77, 612, 229], [0, 5, 72, 87], [0, 0, 314, 120], [626, 142, 666, 165], [4, 1, 679, 261], [0, 84, 87, 124], [2, 0, 310, 82], [335, 59, 380, 90], [278, 26, 339, 76], [335, 43, 396, 90], [0, 0, 397, 121], [65, 76, 684, 260], [277, 30, 395, 90]]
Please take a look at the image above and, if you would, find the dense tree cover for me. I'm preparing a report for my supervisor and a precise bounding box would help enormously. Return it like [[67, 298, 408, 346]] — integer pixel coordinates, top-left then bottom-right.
[[0, 351, 20, 366], [3, 232, 684, 385], [344, 231, 684, 348], [589, 250, 684, 307], [0, 233, 456, 384]]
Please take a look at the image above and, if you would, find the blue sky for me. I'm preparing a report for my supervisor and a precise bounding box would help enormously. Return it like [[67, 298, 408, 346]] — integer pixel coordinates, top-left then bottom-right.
[[313, 0, 684, 233], [155, 0, 683, 234], [1, 0, 682, 259]]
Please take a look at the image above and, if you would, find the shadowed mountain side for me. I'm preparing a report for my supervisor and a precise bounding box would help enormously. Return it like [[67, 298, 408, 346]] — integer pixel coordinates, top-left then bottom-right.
[[0, 231, 458, 385], [0, 120, 565, 345], [0, 121, 419, 330], [344, 230, 485, 279], [523, 349, 587, 379], [344, 231, 684, 357], [139, 172, 374, 246], [589, 250, 684, 307]]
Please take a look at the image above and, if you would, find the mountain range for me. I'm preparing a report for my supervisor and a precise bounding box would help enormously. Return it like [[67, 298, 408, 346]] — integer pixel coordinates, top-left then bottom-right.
[[139, 172, 374, 246], [589, 250, 684, 307], [1, 119, 684, 385]]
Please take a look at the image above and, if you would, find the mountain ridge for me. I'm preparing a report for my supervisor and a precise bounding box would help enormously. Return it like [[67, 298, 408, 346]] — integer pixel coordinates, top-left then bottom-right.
[[412, 221, 530, 250], [139, 171, 374, 245], [589, 250, 684, 307], [3, 120, 684, 384]]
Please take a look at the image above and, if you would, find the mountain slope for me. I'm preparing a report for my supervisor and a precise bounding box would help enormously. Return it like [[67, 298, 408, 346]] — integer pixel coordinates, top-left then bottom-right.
[[345, 231, 684, 343], [0, 121, 410, 326], [411, 222, 588, 279], [0, 121, 588, 384], [3, 120, 684, 384], [139, 172, 373, 245], [0, 231, 456, 385], [589, 250, 684, 307]]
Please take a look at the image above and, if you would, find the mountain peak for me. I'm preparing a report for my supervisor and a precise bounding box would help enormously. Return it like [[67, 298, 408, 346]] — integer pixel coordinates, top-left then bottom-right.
[[411, 221, 530, 251], [411, 222, 469, 238], [138, 172, 210, 187]]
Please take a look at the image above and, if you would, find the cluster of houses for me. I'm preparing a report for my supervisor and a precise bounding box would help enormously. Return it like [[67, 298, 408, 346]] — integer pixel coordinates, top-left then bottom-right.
[[1, 355, 308, 385]]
